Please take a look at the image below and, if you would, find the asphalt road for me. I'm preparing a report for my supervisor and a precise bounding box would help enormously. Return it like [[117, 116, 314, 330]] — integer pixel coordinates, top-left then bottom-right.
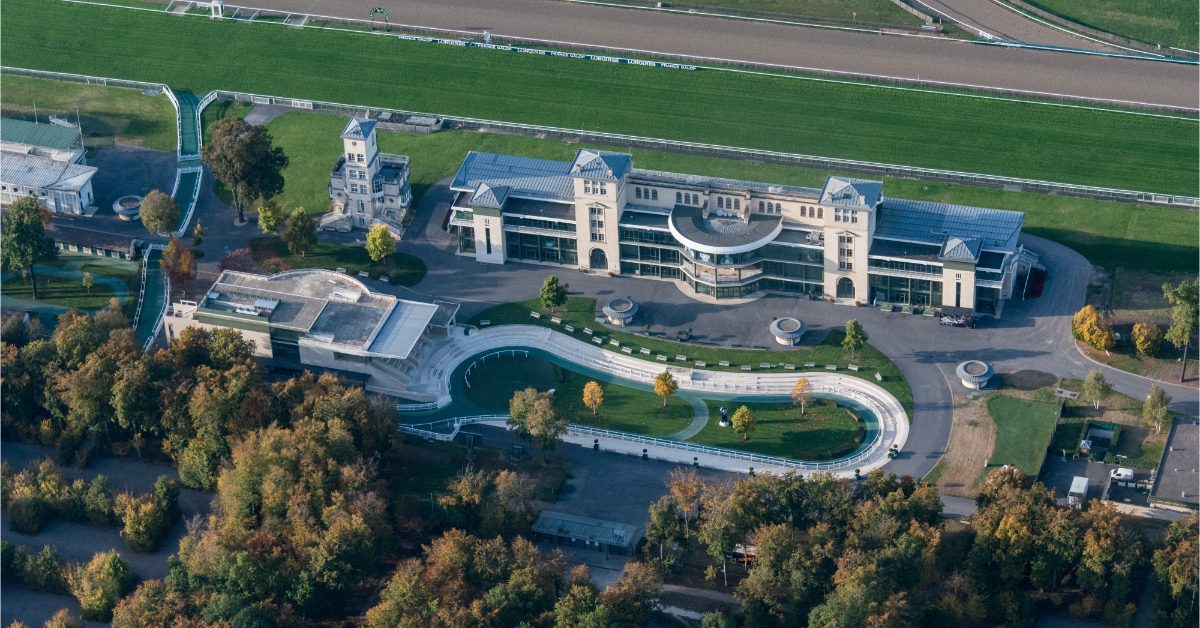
[[247, 0, 1198, 109]]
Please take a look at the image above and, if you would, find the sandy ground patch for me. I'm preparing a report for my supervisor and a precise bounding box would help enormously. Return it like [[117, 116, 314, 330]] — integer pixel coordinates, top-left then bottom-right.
[[935, 394, 996, 498]]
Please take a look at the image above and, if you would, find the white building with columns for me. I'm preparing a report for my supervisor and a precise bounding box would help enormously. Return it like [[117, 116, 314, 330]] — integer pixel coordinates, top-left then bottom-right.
[[448, 149, 1039, 317]]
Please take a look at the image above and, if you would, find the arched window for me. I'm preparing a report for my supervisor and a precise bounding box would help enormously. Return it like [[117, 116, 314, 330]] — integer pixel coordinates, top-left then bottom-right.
[[717, 197, 724, 209], [651, 189, 658, 200], [758, 201, 765, 212], [818, 208, 824, 219], [635, 187, 642, 199], [734, 198, 741, 210], [676, 192, 682, 203]]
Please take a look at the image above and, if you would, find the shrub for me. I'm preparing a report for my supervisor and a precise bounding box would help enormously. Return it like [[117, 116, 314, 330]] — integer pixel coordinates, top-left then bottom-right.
[[8, 494, 50, 534], [114, 479, 178, 554], [1072, 305, 1115, 351], [0, 541, 69, 594], [1131, 321, 1163, 357]]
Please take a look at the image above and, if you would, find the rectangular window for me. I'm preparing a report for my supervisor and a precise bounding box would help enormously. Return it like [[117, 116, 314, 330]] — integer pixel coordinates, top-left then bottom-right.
[[651, 189, 658, 200], [851, 211, 858, 224], [734, 198, 740, 210], [635, 188, 642, 199], [485, 227, 492, 255], [357, 200, 365, 213], [599, 184, 607, 195]]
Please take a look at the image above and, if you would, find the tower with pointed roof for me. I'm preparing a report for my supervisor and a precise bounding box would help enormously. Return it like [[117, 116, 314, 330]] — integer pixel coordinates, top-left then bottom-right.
[[326, 117, 412, 237]]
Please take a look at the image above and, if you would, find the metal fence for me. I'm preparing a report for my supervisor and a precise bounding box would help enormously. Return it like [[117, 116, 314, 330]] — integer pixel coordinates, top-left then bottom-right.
[[214, 88, 1199, 209]]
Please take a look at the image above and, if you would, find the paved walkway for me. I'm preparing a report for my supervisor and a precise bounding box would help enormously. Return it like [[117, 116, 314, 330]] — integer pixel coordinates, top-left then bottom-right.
[[669, 396, 709, 440]]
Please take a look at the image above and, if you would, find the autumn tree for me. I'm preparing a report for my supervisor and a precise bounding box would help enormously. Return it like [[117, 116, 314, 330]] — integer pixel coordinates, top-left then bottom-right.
[[202, 116, 288, 223], [668, 467, 702, 538], [1132, 321, 1163, 357], [159, 236, 196, 291], [582, 380, 604, 416], [1142, 385, 1171, 433], [698, 483, 737, 587], [81, 271, 93, 295], [139, 189, 180, 234], [842, 319, 867, 358], [68, 550, 135, 621], [508, 387, 566, 451], [365, 224, 395, 262], [1163, 279, 1198, 382], [539, 274, 568, 310], [1081, 370, 1111, 410], [791, 377, 813, 415], [111, 580, 197, 628], [1, 195, 57, 299], [600, 561, 661, 626], [1151, 514, 1199, 628], [731, 405, 756, 441], [256, 197, 283, 234], [283, 207, 316, 257], [1072, 305, 1115, 352], [654, 370, 678, 408]]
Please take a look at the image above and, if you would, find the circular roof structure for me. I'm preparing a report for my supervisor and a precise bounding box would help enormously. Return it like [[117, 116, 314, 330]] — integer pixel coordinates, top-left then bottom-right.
[[668, 205, 782, 255], [602, 297, 638, 323], [955, 360, 994, 385], [769, 317, 806, 341]]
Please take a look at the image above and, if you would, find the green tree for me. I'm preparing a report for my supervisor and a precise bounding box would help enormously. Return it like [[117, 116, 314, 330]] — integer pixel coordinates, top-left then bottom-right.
[[68, 550, 135, 621], [365, 224, 395, 262], [646, 495, 683, 561], [842, 319, 867, 358], [202, 117, 289, 223], [256, 198, 283, 234], [654, 370, 678, 408], [114, 492, 168, 553], [111, 361, 160, 458], [139, 189, 180, 234], [1163, 279, 1198, 382], [698, 484, 737, 587], [81, 271, 93, 295], [1142, 385, 1172, 433], [731, 405, 756, 441], [1081, 370, 1111, 410], [736, 523, 800, 622], [525, 395, 567, 451], [539, 275, 568, 310], [283, 207, 317, 257], [1, 196, 57, 299]]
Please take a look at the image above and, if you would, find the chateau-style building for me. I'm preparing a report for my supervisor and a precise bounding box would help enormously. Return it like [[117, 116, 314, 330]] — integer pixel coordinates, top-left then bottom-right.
[[448, 149, 1039, 317], [325, 118, 412, 238]]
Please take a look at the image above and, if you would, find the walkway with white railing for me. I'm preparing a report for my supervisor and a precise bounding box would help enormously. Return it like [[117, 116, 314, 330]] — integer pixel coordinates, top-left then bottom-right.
[[399, 324, 909, 476]]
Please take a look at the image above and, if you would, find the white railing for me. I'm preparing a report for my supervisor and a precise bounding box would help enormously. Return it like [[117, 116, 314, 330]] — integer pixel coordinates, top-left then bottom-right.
[[3, 65, 1195, 208], [170, 166, 205, 237], [398, 413, 882, 471], [130, 250, 152, 329], [162, 86, 183, 157], [209, 88, 1199, 209]]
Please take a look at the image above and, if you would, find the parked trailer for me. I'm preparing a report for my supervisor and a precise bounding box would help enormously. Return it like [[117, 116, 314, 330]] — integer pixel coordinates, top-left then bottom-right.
[[1068, 476, 1089, 509]]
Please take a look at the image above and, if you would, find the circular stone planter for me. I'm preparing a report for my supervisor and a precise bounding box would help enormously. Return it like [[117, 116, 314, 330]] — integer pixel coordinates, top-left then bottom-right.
[[769, 317, 806, 346], [602, 297, 638, 326], [956, 360, 994, 390], [113, 195, 143, 221]]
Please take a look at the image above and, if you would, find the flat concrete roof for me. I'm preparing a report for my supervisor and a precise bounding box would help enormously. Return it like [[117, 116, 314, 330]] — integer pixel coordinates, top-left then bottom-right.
[[1152, 419, 1200, 507]]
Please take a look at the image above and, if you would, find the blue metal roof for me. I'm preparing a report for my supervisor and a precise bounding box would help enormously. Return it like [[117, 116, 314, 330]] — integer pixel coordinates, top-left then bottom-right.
[[450, 151, 575, 202], [471, 182, 510, 209], [820, 177, 882, 210], [571, 148, 632, 180], [875, 199, 1023, 251], [341, 117, 376, 141]]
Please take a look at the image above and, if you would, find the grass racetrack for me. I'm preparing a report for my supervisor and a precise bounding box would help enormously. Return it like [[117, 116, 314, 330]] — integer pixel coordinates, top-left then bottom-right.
[[1024, 0, 1198, 51], [1, 0, 1196, 195]]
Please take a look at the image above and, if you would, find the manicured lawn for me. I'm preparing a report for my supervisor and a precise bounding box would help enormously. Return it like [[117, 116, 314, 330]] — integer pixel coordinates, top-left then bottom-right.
[[985, 393, 1061, 477], [2, 0, 1195, 194], [467, 296, 914, 413], [0, 255, 140, 316], [617, 0, 922, 25], [461, 354, 694, 436], [0, 74, 176, 152], [1025, 0, 1198, 50], [250, 236, 426, 286], [265, 115, 1199, 275], [690, 399, 867, 460]]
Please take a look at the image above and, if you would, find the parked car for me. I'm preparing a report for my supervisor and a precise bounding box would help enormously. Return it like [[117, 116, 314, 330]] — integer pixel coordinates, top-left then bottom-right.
[[1110, 467, 1134, 481]]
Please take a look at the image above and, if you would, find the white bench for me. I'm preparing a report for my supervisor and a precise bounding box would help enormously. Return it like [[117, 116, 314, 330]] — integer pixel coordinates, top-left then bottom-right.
[[826, 365, 837, 371]]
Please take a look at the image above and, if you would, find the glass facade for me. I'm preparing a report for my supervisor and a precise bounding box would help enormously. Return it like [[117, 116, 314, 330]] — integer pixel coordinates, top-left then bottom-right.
[[457, 226, 476, 254], [867, 258, 940, 276], [868, 274, 942, 307], [505, 230, 578, 265], [975, 286, 1000, 316], [504, 215, 574, 232]]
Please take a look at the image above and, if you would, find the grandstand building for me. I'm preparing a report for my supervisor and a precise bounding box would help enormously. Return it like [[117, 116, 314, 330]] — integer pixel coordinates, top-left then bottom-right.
[[165, 269, 458, 396], [0, 117, 97, 215], [448, 149, 1039, 317]]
